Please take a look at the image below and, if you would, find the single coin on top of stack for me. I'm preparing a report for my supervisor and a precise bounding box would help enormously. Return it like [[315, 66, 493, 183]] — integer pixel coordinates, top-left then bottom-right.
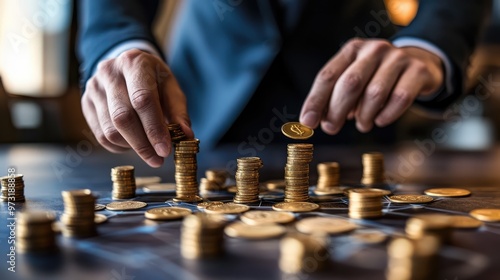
[[361, 152, 386, 185], [173, 139, 202, 202], [233, 157, 263, 204], [1, 174, 25, 202], [347, 188, 390, 219], [284, 144, 314, 202], [16, 211, 57, 253], [181, 213, 225, 259], [111, 165, 136, 199], [61, 189, 97, 238], [168, 123, 187, 142], [279, 233, 329, 274]]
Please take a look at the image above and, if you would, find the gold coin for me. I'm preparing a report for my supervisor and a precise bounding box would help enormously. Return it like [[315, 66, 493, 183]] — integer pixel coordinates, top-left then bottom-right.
[[204, 203, 250, 214], [346, 188, 391, 197], [94, 214, 108, 224], [388, 194, 434, 204], [105, 201, 147, 211], [135, 176, 162, 187], [469, 209, 500, 222], [351, 230, 387, 244], [143, 183, 177, 192], [224, 221, 286, 239], [295, 217, 357, 235], [226, 186, 238, 193], [448, 215, 483, 228], [424, 188, 471, 197], [313, 186, 349, 196], [240, 210, 295, 225], [281, 122, 314, 140], [144, 207, 192, 220], [197, 201, 224, 209], [265, 180, 286, 191], [94, 204, 106, 211], [272, 202, 319, 213]]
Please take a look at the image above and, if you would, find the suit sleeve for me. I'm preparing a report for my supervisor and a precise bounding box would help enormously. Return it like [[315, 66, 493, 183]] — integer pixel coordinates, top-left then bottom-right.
[[77, 0, 163, 90], [392, 0, 491, 111]]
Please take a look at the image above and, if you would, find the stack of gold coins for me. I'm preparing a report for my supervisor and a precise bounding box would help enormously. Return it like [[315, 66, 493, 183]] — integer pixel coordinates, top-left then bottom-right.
[[111, 165, 136, 199], [348, 188, 389, 219], [284, 144, 314, 202], [60, 189, 97, 238], [361, 152, 386, 185], [233, 157, 263, 204], [174, 139, 202, 202], [206, 169, 228, 188], [16, 211, 57, 253], [199, 178, 222, 195], [316, 162, 340, 188], [168, 123, 187, 142], [1, 174, 25, 202], [405, 214, 452, 243], [181, 213, 224, 259], [279, 233, 329, 274], [386, 236, 440, 280]]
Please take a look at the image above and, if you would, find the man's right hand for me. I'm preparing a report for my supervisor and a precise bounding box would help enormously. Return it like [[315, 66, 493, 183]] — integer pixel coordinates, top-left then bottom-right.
[[82, 49, 193, 168]]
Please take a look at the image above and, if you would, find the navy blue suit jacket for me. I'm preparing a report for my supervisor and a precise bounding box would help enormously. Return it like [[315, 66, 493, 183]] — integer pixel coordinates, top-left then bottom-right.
[[78, 0, 490, 148]]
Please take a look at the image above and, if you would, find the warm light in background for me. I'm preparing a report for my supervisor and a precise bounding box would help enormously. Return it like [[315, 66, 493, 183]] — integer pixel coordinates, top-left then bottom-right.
[[385, 0, 419, 26]]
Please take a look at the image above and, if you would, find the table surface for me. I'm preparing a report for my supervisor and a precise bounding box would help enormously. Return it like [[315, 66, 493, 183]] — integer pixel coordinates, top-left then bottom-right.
[[1, 143, 500, 280]]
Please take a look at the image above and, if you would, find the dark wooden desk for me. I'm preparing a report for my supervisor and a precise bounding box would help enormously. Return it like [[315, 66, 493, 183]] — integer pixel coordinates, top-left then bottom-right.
[[1, 143, 499, 280]]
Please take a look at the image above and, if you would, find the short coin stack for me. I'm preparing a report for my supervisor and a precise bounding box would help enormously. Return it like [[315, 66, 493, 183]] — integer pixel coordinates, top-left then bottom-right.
[[1, 174, 25, 202], [199, 169, 228, 194], [233, 157, 263, 204], [316, 162, 340, 188], [111, 165, 136, 199], [284, 144, 314, 202], [348, 188, 388, 219], [174, 139, 202, 202], [279, 233, 329, 274], [60, 189, 97, 238], [16, 211, 57, 253], [361, 152, 386, 185], [168, 123, 187, 142], [181, 213, 225, 259], [405, 214, 452, 243]]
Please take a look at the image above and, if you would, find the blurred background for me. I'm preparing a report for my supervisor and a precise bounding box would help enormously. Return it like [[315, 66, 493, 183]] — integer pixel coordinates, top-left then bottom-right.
[[0, 0, 500, 150]]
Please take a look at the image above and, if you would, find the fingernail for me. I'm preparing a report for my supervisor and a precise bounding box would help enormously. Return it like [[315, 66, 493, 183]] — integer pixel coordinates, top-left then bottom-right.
[[149, 156, 164, 168], [154, 143, 170, 157], [322, 122, 337, 134], [301, 112, 319, 128]]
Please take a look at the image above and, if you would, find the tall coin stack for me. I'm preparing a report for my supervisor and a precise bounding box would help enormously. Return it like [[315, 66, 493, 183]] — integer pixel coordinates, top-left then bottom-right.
[[168, 123, 187, 142], [279, 233, 329, 274], [386, 236, 440, 280], [16, 211, 57, 253], [174, 139, 202, 202], [348, 188, 387, 219], [61, 189, 97, 238], [361, 152, 386, 185], [181, 213, 224, 259], [1, 174, 25, 202], [284, 144, 314, 202], [111, 165, 136, 199], [233, 157, 263, 204], [316, 162, 340, 188]]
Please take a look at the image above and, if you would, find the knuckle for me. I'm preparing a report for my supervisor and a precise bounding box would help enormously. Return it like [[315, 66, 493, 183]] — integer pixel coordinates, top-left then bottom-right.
[[111, 108, 135, 128], [412, 60, 429, 75], [130, 89, 155, 111], [392, 89, 413, 107], [366, 84, 386, 100], [316, 68, 338, 84], [103, 126, 122, 143], [118, 49, 144, 66], [96, 59, 114, 74], [369, 40, 392, 55], [95, 132, 109, 147], [340, 73, 362, 91], [85, 77, 99, 93], [391, 49, 407, 62]]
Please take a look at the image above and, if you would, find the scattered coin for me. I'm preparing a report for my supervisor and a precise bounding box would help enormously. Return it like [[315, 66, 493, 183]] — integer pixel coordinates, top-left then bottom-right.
[[448, 215, 483, 228], [296, 217, 357, 235], [225, 221, 286, 239], [272, 202, 319, 213], [145, 207, 192, 220], [240, 211, 295, 225], [281, 122, 314, 140], [106, 201, 147, 211], [424, 188, 471, 197], [204, 203, 250, 214], [351, 230, 387, 244], [469, 208, 500, 222], [226, 185, 237, 193], [143, 183, 177, 193], [95, 204, 106, 211], [135, 176, 162, 187], [388, 194, 434, 204], [265, 180, 286, 191], [94, 214, 108, 224], [197, 201, 224, 209]]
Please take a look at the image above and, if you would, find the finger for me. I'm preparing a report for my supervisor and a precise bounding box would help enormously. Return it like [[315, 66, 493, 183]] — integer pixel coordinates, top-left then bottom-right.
[[121, 55, 172, 159], [300, 38, 364, 129], [374, 67, 425, 127], [355, 50, 407, 132], [81, 92, 128, 153], [322, 43, 387, 135], [158, 65, 195, 139]]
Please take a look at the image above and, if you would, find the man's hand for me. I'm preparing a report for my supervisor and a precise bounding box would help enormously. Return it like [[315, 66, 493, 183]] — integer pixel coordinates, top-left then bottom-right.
[[300, 38, 444, 134], [82, 49, 193, 167]]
